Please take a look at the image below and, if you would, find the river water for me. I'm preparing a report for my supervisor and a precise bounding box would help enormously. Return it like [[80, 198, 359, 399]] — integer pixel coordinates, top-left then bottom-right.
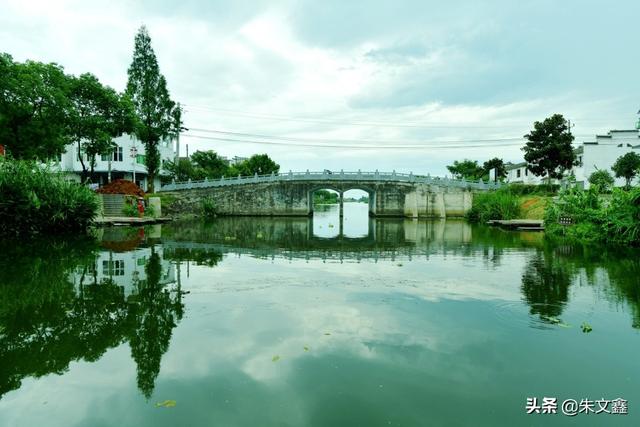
[[0, 202, 639, 426]]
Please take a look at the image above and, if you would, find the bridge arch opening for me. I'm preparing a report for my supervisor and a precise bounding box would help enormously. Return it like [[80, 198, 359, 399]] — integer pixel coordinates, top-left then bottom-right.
[[309, 187, 375, 238]]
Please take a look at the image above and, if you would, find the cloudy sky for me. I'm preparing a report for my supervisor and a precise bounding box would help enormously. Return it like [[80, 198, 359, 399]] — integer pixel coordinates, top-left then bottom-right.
[[2, 0, 639, 175]]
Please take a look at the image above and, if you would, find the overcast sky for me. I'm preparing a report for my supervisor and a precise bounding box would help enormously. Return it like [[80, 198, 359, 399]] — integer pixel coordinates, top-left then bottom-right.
[[2, 0, 639, 175]]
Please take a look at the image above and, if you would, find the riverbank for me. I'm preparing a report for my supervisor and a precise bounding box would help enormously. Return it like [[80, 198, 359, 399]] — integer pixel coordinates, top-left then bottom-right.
[[0, 159, 98, 236]]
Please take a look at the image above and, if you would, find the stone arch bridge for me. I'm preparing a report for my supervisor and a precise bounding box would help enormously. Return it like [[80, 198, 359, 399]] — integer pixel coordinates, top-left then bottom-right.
[[159, 170, 500, 218]]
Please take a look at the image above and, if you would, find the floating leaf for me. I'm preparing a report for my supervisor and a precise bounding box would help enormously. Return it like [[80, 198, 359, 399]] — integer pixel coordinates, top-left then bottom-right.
[[581, 322, 593, 333], [397, 263, 403, 267], [328, 224, 334, 228], [324, 333, 331, 336], [272, 355, 280, 362], [303, 346, 310, 351], [155, 400, 176, 408]]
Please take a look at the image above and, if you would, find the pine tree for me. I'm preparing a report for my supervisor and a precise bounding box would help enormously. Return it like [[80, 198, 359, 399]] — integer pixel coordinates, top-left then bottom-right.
[[125, 26, 175, 193]]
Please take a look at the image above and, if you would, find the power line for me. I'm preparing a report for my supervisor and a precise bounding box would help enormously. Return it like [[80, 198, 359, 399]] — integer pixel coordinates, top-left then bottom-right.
[[183, 104, 532, 129], [182, 132, 527, 150], [187, 127, 525, 146]]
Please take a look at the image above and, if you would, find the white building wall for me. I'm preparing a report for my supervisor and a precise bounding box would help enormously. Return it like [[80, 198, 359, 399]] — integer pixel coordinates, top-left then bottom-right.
[[506, 129, 640, 188], [55, 134, 175, 190], [506, 165, 545, 185], [582, 130, 640, 188]]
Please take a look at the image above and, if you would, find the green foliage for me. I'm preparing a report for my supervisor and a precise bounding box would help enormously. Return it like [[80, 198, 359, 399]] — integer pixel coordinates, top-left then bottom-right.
[[68, 73, 136, 183], [466, 188, 521, 223], [523, 114, 577, 183], [482, 157, 507, 182], [545, 187, 640, 246], [611, 152, 640, 188], [446, 159, 484, 180], [163, 157, 205, 182], [508, 182, 559, 196], [588, 169, 614, 193], [126, 26, 176, 193], [0, 159, 99, 236], [191, 150, 229, 178], [0, 53, 72, 160], [122, 202, 138, 217], [231, 153, 280, 176], [201, 197, 217, 218], [314, 189, 339, 204]]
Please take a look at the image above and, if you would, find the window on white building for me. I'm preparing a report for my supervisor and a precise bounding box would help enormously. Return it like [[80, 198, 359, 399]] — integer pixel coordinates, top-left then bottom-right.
[[525, 168, 528, 176], [103, 260, 125, 276], [101, 146, 123, 162], [516, 169, 521, 178], [113, 146, 123, 162]]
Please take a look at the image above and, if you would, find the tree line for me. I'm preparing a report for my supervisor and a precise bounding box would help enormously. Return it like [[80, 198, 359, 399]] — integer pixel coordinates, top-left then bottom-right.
[[0, 26, 180, 192], [447, 114, 640, 191], [163, 151, 280, 183]]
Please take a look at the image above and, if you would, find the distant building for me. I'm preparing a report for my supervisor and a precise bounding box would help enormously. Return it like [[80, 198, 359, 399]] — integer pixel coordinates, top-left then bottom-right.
[[53, 134, 175, 191], [580, 129, 640, 188], [506, 129, 640, 188], [230, 156, 247, 165]]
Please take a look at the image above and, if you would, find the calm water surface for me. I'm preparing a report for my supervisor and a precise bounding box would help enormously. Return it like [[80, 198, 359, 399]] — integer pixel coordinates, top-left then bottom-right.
[[1, 202, 639, 426]]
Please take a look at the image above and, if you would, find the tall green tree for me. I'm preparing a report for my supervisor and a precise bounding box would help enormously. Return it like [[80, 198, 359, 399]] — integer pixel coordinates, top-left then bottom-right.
[[232, 153, 280, 176], [68, 73, 136, 183], [523, 114, 576, 185], [0, 53, 72, 160], [163, 157, 205, 182], [611, 152, 640, 188], [482, 157, 507, 183], [126, 26, 175, 193], [191, 150, 230, 178], [446, 159, 484, 180]]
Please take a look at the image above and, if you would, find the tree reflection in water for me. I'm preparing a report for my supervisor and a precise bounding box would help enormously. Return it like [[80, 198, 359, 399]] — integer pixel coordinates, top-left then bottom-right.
[[521, 250, 571, 319], [0, 238, 184, 400]]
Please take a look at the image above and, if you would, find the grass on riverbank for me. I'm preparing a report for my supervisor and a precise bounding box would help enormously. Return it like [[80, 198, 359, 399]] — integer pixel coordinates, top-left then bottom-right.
[[0, 159, 99, 236], [466, 188, 521, 223], [544, 187, 640, 246]]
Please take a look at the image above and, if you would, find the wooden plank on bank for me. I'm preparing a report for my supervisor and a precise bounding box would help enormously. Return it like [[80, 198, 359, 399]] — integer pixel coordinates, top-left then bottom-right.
[[94, 216, 172, 226], [487, 219, 544, 231]]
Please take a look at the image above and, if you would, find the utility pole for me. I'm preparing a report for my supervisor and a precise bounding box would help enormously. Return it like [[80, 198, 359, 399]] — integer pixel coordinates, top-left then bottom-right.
[[130, 142, 138, 184], [568, 119, 574, 136], [174, 102, 188, 162]]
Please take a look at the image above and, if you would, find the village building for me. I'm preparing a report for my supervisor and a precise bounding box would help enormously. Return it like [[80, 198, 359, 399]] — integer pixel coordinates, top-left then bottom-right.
[[506, 128, 640, 188], [54, 134, 176, 191]]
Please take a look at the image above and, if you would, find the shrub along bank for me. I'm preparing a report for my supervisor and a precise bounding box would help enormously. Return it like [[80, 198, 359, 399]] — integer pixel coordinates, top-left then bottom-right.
[[0, 159, 99, 236], [544, 187, 640, 246], [465, 188, 521, 223]]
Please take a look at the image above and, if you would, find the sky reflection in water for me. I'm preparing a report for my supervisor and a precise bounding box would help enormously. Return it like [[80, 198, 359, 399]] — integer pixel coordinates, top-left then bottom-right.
[[0, 203, 639, 426]]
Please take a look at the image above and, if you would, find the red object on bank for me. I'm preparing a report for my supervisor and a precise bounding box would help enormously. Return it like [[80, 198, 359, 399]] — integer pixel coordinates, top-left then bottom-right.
[[137, 199, 144, 217], [0, 145, 5, 156]]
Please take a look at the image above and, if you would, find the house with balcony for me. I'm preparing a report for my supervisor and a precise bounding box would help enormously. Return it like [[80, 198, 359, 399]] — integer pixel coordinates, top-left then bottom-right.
[[54, 134, 176, 191]]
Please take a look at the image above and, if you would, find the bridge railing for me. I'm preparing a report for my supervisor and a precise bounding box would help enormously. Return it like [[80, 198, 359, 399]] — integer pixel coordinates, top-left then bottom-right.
[[159, 170, 502, 191]]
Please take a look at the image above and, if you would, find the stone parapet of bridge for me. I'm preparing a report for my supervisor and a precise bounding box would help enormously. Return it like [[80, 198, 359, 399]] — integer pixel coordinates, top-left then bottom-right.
[[160, 170, 500, 192]]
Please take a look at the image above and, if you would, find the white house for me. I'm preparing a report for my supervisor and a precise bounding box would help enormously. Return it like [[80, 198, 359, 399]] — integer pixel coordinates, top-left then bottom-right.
[[506, 129, 640, 188], [581, 129, 640, 188], [54, 134, 176, 191], [504, 146, 583, 186]]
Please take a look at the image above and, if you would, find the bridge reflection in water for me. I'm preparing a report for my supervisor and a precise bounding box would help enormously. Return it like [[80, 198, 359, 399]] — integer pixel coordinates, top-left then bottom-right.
[[159, 214, 483, 264]]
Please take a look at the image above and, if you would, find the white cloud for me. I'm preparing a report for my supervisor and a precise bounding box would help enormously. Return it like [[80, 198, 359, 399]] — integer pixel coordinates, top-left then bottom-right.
[[2, 0, 638, 175]]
